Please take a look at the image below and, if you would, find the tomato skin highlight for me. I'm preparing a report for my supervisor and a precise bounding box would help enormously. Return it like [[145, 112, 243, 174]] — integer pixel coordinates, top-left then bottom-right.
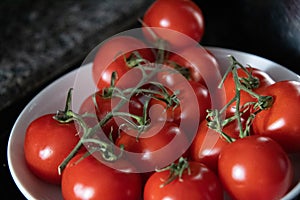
[[24, 114, 80, 184], [218, 135, 293, 200], [142, 0, 205, 48], [61, 153, 142, 200], [252, 80, 300, 153], [143, 161, 223, 200]]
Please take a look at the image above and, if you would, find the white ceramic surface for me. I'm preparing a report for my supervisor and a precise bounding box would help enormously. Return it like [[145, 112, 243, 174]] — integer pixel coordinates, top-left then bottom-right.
[[7, 47, 300, 200]]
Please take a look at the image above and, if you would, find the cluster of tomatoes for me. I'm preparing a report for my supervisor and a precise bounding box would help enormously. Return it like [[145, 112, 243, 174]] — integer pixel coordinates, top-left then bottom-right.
[[23, 0, 300, 200]]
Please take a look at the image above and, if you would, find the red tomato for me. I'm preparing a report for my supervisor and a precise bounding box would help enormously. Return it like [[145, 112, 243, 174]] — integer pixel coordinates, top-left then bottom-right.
[[92, 35, 154, 90], [190, 118, 243, 173], [78, 94, 99, 128], [223, 67, 275, 117], [149, 80, 211, 134], [252, 80, 300, 153], [115, 122, 189, 173], [94, 90, 144, 142], [24, 113, 80, 184], [142, 0, 205, 48], [61, 153, 142, 200], [79, 94, 96, 114], [165, 47, 220, 87], [218, 135, 293, 200], [144, 161, 223, 200], [165, 46, 225, 110]]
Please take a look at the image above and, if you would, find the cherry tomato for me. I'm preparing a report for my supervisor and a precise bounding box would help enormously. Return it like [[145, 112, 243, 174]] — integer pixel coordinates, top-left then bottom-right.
[[115, 122, 189, 173], [94, 90, 144, 142], [165, 46, 225, 110], [142, 0, 205, 48], [78, 94, 99, 128], [190, 118, 243, 173], [24, 113, 80, 184], [252, 80, 300, 153], [144, 161, 223, 200], [218, 135, 293, 200], [92, 35, 154, 90], [61, 153, 142, 200], [149, 80, 211, 134], [223, 67, 275, 117], [165, 47, 220, 87]]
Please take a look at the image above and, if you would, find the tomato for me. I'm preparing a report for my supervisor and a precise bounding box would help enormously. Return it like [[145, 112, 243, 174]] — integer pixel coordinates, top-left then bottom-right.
[[252, 80, 300, 153], [165, 47, 220, 87], [94, 90, 144, 142], [165, 46, 225, 110], [142, 0, 205, 48], [24, 113, 80, 184], [78, 94, 99, 128], [223, 67, 275, 117], [92, 35, 154, 90], [144, 160, 223, 200], [115, 122, 189, 174], [218, 135, 293, 200], [190, 118, 243, 173], [149, 80, 211, 134], [61, 153, 142, 200]]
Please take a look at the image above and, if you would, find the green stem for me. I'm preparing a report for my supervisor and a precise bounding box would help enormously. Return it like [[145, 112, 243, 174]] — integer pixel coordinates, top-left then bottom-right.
[[231, 65, 245, 138], [209, 55, 274, 141], [156, 157, 191, 188], [58, 54, 167, 174]]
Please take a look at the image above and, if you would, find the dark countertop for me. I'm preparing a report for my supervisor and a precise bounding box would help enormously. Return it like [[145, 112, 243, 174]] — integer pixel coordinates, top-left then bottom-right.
[[1, 0, 300, 199], [1, 0, 153, 199]]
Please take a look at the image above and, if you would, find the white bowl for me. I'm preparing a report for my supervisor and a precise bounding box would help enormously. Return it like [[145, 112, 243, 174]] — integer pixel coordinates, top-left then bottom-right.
[[7, 47, 300, 200]]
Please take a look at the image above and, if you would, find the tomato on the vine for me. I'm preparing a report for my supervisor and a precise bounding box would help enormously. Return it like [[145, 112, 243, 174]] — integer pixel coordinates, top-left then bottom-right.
[[252, 80, 300, 153], [142, 0, 205, 48], [149, 80, 211, 134], [223, 67, 275, 117], [94, 89, 144, 142], [92, 35, 154, 90], [190, 118, 243, 173], [218, 135, 293, 200], [164, 46, 225, 110], [115, 122, 189, 173], [144, 159, 223, 200], [165, 47, 220, 87], [61, 153, 142, 200], [24, 113, 80, 184]]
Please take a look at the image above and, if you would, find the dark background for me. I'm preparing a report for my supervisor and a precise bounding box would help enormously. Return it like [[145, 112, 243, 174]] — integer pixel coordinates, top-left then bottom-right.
[[1, 0, 300, 199]]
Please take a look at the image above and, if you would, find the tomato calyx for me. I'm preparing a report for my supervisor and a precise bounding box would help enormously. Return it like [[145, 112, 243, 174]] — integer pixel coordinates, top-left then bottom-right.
[[156, 157, 190, 188], [53, 88, 75, 124], [126, 50, 152, 68], [207, 55, 274, 141]]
